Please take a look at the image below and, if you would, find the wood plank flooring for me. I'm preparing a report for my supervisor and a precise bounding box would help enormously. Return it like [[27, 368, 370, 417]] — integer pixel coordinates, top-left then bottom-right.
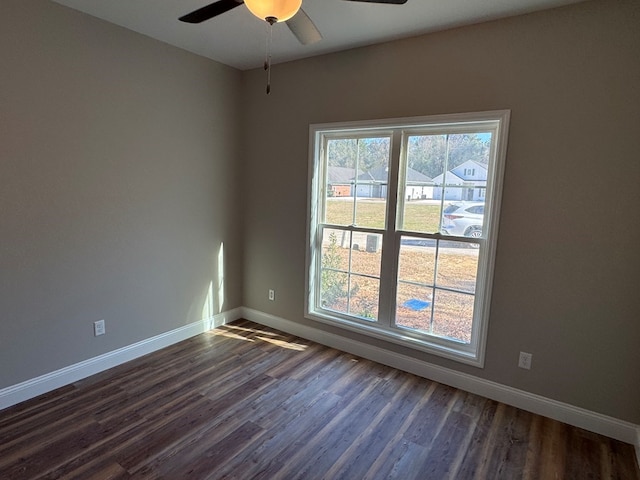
[[0, 319, 638, 479]]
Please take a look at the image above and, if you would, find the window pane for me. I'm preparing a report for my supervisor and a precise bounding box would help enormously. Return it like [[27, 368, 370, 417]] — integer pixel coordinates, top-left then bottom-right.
[[402, 133, 492, 235], [325, 197, 353, 226], [351, 232, 382, 277], [441, 201, 485, 239], [432, 133, 491, 208], [321, 228, 351, 272], [406, 134, 447, 192], [396, 238, 478, 337], [401, 202, 441, 233], [431, 290, 474, 344], [320, 271, 349, 313], [398, 236, 436, 285], [402, 134, 445, 233], [320, 228, 382, 319], [396, 283, 433, 332], [320, 228, 351, 313], [324, 137, 390, 228], [355, 198, 386, 229], [435, 241, 479, 293], [349, 275, 379, 321], [354, 137, 390, 229], [325, 138, 356, 225]]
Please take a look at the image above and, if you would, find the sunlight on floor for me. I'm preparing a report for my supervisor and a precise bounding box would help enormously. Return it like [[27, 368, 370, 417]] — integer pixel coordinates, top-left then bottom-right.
[[255, 336, 307, 351], [217, 324, 308, 351]]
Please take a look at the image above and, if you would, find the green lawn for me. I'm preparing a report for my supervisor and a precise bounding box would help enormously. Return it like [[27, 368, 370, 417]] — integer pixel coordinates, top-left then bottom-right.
[[325, 198, 441, 232]]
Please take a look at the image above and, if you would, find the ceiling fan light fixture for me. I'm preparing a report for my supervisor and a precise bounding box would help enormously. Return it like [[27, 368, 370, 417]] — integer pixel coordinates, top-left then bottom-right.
[[244, 0, 302, 22]]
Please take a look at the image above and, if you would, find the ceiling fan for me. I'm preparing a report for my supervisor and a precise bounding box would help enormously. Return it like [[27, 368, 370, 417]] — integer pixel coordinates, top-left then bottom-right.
[[179, 0, 408, 46]]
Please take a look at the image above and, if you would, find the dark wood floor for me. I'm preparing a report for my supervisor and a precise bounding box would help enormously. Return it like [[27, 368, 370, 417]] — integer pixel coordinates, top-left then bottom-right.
[[0, 320, 638, 480]]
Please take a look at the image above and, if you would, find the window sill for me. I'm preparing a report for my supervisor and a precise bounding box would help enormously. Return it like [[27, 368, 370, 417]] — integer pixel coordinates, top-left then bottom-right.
[[305, 309, 484, 368]]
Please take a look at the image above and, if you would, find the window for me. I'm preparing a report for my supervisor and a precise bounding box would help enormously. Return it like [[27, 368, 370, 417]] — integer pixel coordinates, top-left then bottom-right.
[[306, 111, 509, 366]]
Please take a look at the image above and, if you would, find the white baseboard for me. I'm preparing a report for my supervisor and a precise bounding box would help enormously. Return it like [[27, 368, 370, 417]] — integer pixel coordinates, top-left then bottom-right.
[[2, 305, 638, 466], [0, 308, 242, 411], [242, 307, 640, 449]]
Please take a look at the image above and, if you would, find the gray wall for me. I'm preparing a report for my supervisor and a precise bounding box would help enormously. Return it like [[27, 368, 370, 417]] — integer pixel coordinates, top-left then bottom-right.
[[0, 0, 243, 387], [241, 0, 640, 423]]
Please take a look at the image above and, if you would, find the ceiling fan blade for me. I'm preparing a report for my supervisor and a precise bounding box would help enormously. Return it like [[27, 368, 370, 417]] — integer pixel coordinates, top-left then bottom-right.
[[286, 8, 322, 45], [343, 0, 408, 4], [179, 0, 244, 24]]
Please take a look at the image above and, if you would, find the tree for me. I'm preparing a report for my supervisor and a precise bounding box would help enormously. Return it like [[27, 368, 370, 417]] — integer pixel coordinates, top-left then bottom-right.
[[327, 137, 390, 173], [327, 134, 489, 180], [407, 133, 490, 179], [320, 232, 364, 311], [320, 232, 348, 308]]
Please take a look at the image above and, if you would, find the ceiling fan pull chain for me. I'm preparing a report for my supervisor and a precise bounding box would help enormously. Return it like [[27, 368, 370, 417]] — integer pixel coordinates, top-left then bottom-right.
[[266, 59, 271, 95], [263, 19, 275, 94]]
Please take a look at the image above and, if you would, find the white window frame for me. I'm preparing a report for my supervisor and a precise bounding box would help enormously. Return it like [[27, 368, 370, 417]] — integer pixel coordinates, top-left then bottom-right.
[[305, 111, 510, 367]]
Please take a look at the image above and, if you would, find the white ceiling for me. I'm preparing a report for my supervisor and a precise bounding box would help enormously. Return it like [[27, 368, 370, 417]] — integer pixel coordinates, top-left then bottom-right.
[[51, 0, 586, 71]]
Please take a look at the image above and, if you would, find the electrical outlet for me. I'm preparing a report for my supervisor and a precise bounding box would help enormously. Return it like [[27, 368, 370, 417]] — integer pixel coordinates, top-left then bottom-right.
[[518, 351, 532, 370], [94, 319, 106, 336], [268, 289, 275, 301]]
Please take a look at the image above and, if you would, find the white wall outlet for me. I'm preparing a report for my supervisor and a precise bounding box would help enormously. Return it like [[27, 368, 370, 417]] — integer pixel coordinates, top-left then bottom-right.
[[268, 289, 275, 301], [94, 319, 106, 336], [518, 351, 532, 370]]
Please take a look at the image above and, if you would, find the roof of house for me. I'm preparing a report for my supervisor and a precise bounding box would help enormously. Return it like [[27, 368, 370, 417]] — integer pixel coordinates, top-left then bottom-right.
[[327, 166, 357, 184], [432, 171, 465, 184], [451, 160, 488, 180], [328, 165, 433, 185], [406, 167, 433, 183], [355, 165, 432, 184]]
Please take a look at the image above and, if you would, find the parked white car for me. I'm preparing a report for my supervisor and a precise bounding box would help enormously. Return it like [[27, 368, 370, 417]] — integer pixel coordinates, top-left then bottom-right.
[[442, 202, 484, 238]]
